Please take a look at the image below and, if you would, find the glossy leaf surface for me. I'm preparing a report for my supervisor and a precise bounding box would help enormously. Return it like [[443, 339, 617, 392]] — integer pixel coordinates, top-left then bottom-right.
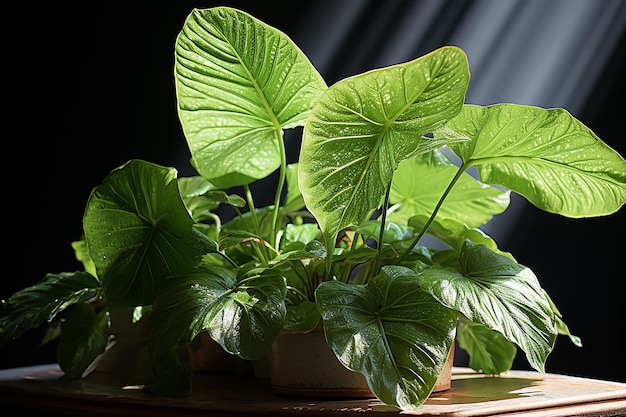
[[83, 160, 218, 308], [299, 46, 470, 250], [316, 266, 457, 410], [444, 104, 626, 217], [0, 271, 101, 346], [419, 240, 557, 372], [149, 264, 286, 361], [175, 7, 327, 187]]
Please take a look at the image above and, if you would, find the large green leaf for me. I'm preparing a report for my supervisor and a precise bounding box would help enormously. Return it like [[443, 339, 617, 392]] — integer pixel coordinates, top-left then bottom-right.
[[175, 7, 327, 187], [443, 104, 626, 217], [316, 265, 457, 411], [299, 46, 470, 252], [389, 149, 510, 227], [0, 271, 101, 346], [83, 160, 218, 308], [419, 240, 557, 372], [149, 264, 286, 361]]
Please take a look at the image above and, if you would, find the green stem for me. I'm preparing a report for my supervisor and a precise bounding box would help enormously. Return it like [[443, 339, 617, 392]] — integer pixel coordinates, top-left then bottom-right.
[[271, 130, 287, 249], [244, 185, 260, 234], [287, 261, 312, 299], [324, 237, 334, 281], [286, 285, 310, 304], [398, 162, 468, 262], [375, 184, 392, 274], [206, 212, 222, 233], [242, 185, 270, 265], [219, 251, 239, 268]]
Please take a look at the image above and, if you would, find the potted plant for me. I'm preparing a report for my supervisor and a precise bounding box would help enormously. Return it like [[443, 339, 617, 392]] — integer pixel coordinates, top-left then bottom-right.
[[2, 6, 625, 411]]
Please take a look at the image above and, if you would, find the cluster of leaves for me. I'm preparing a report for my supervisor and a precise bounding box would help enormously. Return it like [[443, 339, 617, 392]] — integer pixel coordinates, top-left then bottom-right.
[[2, 6, 625, 411]]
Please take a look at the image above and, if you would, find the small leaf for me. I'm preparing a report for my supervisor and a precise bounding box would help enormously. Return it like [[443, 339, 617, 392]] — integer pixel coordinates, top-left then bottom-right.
[[219, 231, 277, 257], [352, 219, 413, 243], [178, 176, 220, 223], [544, 290, 582, 347], [457, 318, 516, 374], [222, 206, 277, 243], [178, 175, 216, 198], [284, 301, 320, 332], [175, 7, 327, 187], [201, 191, 246, 208], [71, 238, 98, 278], [300, 46, 470, 252], [444, 104, 626, 217], [316, 265, 457, 411], [279, 223, 320, 251], [407, 214, 515, 260]]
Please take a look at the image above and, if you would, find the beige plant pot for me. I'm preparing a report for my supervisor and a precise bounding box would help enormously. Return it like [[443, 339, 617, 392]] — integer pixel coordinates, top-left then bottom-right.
[[268, 323, 454, 398], [90, 308, 239, 376], [93, 307, 150, 373]]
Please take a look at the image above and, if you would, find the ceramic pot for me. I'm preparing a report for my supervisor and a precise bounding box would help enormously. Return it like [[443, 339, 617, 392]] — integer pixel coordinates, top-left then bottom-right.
[[268, 323, 454, 398], [433, 341, 454, 392], [93, 307, 150, 373]]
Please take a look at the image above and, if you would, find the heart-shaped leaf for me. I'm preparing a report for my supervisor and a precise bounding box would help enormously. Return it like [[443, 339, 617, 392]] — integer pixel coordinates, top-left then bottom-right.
[[279, 223, 320, 251], [149, 264, 286, 361], [299, 46, 470, 252], [443, 104, 626, 217], [389, 149, 510, 227], [316, 265, 457, 410], [83, 160, 218, 308], [175, 7, 327, 187], [419, 240, 557, 372]]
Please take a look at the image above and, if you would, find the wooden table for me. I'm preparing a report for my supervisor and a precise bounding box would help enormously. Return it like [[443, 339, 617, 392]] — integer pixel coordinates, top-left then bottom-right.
[[1, 364, 625, 416]]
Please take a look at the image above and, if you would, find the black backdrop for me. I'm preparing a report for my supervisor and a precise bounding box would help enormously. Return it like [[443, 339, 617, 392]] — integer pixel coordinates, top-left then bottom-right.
[[2, 1, 624, 383]]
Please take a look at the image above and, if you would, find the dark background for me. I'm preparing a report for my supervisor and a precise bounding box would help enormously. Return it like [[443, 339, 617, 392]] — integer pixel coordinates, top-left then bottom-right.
[[1, 1, 624, 384]]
